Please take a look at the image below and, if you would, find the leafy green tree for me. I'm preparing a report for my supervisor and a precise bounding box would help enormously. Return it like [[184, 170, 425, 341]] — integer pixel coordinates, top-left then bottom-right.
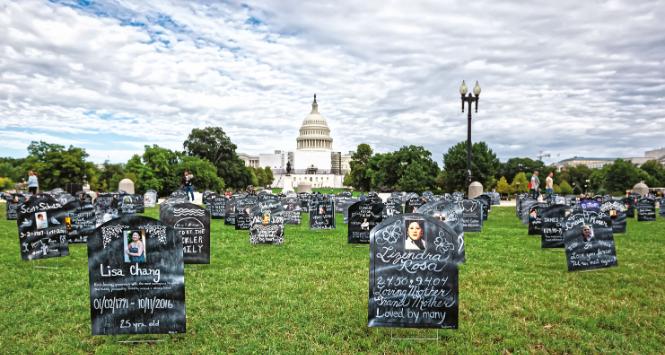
[[142, 145, 181, 195], [603, 159, 645, 195], [183, 127, 251, 189], [0, 157, 25, 183], [368, 145, 439, 192], [23, 141, 96, 190], [498, 158, 545, 183], [640, 160, 665, 187], [176, 155, 225, 192], [125, 155, 162, 194], [559, 180, 573, 195], [442, 141, 500, 192], [348, 143, 373, 191], [495, 176, 512, 196], [0, 177, 15, 191], [264, 167, 274, 186], [558, 165, 592, 192], [98, 161, 125, 192], [510, 172, 529, 193]]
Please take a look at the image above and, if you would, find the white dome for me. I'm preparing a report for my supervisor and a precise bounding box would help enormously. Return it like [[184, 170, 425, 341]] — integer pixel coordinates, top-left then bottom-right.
[[296, 94, 333, 151]]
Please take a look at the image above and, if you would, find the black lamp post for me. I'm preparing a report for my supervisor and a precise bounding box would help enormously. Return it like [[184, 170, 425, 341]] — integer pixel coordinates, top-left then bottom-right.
[[460, 80, 481, 187]]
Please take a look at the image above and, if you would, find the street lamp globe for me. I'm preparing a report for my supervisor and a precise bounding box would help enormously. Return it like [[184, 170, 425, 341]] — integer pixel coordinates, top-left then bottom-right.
[[459, 80, 468, 95], [473, 81, 481, 96]]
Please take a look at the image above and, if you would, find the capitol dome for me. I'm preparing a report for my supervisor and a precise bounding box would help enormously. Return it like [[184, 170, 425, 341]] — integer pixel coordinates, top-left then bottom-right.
[[296, 94, 333, 151]]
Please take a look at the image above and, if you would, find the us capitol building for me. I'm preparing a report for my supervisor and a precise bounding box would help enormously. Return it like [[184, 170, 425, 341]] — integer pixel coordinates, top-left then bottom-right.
[[239, 95, 352, 189]]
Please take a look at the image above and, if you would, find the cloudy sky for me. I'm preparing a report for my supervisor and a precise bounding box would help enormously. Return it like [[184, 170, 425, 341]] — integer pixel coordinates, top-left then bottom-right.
[[1, 0, 664, 165]]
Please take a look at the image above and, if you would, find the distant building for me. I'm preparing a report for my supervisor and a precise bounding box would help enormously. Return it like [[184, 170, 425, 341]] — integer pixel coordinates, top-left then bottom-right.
[[554, 157, 616, 170], [239, 95, 351, 188], [555, 148, 665, 170]]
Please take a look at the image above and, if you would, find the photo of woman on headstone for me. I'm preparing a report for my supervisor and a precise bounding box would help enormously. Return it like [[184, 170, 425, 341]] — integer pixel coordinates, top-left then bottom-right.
[[124, 230, 146, 263], [405, 220, 426, 251]]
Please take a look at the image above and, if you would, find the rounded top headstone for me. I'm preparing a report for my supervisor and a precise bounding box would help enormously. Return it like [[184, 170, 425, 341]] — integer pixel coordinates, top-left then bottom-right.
[[632, 181, 648, 196], [468, 181, 484, 199], [118, 178, 135, 194]]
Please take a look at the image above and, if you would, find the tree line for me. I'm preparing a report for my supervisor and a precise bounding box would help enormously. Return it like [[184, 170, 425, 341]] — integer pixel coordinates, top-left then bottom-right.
[[0, 127, 273, 195], [345, 142, 665, 195]]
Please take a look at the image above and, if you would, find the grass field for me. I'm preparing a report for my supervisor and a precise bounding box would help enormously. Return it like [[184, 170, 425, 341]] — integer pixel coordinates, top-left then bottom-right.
[[0, 205, 664, 354]]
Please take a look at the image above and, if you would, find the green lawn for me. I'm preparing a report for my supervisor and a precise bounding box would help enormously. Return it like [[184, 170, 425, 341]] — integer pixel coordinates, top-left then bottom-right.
[[0, 206, 663, 353]]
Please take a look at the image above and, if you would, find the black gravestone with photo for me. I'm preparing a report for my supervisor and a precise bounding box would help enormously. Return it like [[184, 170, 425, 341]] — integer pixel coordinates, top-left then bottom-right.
[[368, 214, 460, 329], [660, 197, 665, 217], [95, 193, 121, 227], [519, 199, 538, 225], [309, 198, 336, 230], [487, 192, 501, 205], [348, 200, 385, 244], [562, 210, 617, 272], [17, 193, 69, 260], [540, 204, 570, 248], [161, 203, 210, 264], [527, 203, 548, 236], [224, 197, 237, 225], [460, 199, 483, 232], [207, 195, 227, 220], [119, 194, 143, 215], [144, 190, 158, 208], [416, 201, 465, 264], [249, 208, 285, 245], [636, 197, 656, 221], [600, 200, 627, 234], [53, 192, 76, 207], [405, 194, 426, 213], [382, 197, 404, 219], [63, 197, 97, 244], [202, 190, 216, 205], [235, 198, 257, 230], [5, 193, 26, 220], [88, 215, 185, 335], [280, 197, 302, 225]]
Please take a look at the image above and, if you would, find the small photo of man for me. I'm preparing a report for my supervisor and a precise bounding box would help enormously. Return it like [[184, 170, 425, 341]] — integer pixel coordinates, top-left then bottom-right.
[[35, 212, 48, 230], [581, 224, 594, 242]]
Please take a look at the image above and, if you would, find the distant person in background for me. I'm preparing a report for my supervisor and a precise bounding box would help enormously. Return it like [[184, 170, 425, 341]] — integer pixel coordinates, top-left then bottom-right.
[[27, 171, 39, 194], [182, 170, 194, 202], [530, 171, 540, 199], [545, 172, 554, 198]]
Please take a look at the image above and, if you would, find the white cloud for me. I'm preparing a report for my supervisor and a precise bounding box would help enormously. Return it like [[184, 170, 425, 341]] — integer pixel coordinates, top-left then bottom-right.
[[0, 0, 663, 166]]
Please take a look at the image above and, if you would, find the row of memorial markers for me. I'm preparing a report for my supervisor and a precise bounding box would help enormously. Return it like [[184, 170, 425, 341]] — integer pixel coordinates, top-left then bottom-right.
[[2, 188, 662, 334]]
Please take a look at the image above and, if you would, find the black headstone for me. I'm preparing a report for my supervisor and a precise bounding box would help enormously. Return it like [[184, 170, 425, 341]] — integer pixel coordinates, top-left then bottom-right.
[[88, 215, 185, 335], [540, 204, 570, 248], [527, 203, 548, 236], [600, 200, 627, 234], [347, 200, 385, 244], [17, 194, 69, 260], [563, 210, 618, 272], [5, 193, 25, 220], [206, 195, 227, 219], [368, 214, 460, 329], [309, 198, 336, 230], [95, 193, 121, 227], [636, 197, 656, 221], [460, 199, 483, 232], [280, 197, 302, 225], [161, 203, 210, 264], [63, 197, 97, 243], [382, 197, 404, 219], [249, 209, 285, 245]]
